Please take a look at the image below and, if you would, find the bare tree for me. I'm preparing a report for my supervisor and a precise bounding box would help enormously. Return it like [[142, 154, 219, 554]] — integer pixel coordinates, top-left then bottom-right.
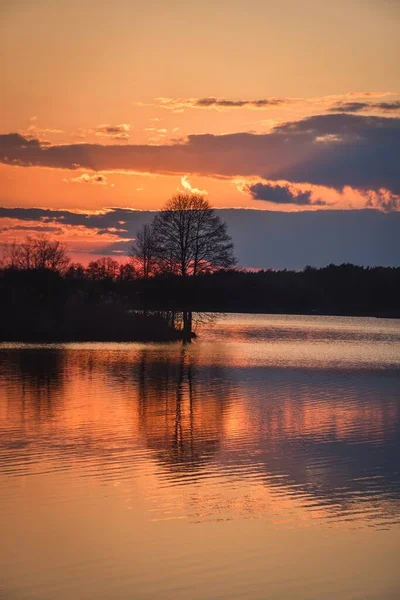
[[86, 257, 119, 280], [129, 223, 157, 279], [128, 194, 235, 339], [118, 261, 137, 282], [65, 262, 86, 279], [151, 194, 236, 277], [1, 236, 70, 273]]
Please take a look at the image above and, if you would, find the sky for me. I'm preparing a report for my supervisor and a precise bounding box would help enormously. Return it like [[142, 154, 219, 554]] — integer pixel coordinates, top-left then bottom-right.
[[1, 0, 399, 267]]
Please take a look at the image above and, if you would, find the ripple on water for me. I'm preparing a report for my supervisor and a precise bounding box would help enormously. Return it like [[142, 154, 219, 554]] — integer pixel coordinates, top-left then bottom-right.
[[1, 314, 400, 599]]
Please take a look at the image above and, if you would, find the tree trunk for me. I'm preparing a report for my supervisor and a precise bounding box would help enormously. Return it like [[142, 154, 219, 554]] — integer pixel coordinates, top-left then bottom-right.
[[182, 311, 192, 342]]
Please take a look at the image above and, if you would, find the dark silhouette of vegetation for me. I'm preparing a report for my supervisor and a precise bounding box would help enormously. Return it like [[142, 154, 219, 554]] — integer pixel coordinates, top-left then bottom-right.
[[0, 265, 183, 342], [129, 224, 157, 279], [134, 194, 236, 277], [1, 235, 70, 272], [1, 222, 399, 343], [115, 264, 400, 318], [129, 193, 236, 338], [0, 192, 237, 342]]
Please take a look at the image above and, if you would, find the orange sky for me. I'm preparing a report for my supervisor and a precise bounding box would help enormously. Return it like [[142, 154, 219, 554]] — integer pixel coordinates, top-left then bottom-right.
[[1, 0, 399, 260]]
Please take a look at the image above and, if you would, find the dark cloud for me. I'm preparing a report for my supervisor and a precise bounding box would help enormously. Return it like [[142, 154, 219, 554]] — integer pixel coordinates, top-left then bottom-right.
[[0, 207, 152, 234], [0, 224, 61, 234], [2, 133, 41, 149], [329, 102, 370, 113], [247, 182, 327, 205], [378, 101, 400, 111], [194, 97, 286, 109], [94, 124, 130, 140], [330, 101, 400, 113], [96, 227, 128, 236], [1, 207, 399, 269], [1, 114, 400, 193]]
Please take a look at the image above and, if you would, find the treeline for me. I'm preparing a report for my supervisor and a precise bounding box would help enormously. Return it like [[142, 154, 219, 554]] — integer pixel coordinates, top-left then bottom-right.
[[0, 243, 185, 342], [63, 261, 400, 317], [60, 257, 400, 318], [150, 265, 399, 317], [111, 264, 399, 318], [1, 202, 399, 343], [0, 265, 185, 342], [1, 257, 399, 329]]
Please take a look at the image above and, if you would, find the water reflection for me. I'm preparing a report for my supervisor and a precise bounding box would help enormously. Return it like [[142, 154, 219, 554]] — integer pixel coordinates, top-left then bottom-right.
[[1, 348, 65, 420], [1, 315, 400, 600], [1, 329, 400, 527], [137, 347, 229, 474]]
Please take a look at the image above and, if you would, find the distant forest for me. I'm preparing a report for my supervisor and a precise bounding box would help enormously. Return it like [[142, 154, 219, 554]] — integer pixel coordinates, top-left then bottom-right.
[[1, 257, 399, 342], [117, 263, 400, 317], [1, 201, 399, 341]]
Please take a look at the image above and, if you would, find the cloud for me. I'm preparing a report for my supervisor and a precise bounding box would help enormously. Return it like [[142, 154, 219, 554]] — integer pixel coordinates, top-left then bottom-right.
[[144, 126, 169, 144], [0, 207, 151, 235], [180, 175, 208, 195], [363, 189, 400, 212], [77, 124, 131, 140], [247, 182, 327, 206], [94, 124, 131, 140], [65, 172, 111, 185], [0, 224, 61, 234], [96, 226, 128, 236], [330, 101, 400, 113], [1, 207, 399, 268], [142, 92, 396, 112], [18, 118, 64, 144], [154, 96, 291, 112], [0, 210, 134, 255], [21, 124, 65, 143], [1, 114, 400, 193]]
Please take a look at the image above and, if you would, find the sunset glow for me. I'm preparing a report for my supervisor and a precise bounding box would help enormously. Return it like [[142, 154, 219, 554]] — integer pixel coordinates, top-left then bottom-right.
[[1, 6, 400, 598], [1, 0, 399, 266]]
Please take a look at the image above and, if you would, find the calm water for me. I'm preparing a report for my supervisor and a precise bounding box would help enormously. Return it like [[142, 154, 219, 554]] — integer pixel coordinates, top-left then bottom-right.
[[1, 314, 400, 600]]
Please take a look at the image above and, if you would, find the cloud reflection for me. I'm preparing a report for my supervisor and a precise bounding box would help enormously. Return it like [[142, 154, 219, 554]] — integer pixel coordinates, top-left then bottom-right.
[[1, 327, 400, 528]]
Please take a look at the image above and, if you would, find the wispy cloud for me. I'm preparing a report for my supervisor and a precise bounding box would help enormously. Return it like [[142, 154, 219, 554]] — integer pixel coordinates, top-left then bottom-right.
[[94, 124, 131, 140], [137, 92, 397, 113], [77, 124, 131, 141], [19, 121, 64, 144], [0, 214, 133, 247], [151, 96, 291, 112], [145, 126, 169, 144], [179, 175, 208, 195], [330, 101, 400, 113], [64, 173, 113, 186]]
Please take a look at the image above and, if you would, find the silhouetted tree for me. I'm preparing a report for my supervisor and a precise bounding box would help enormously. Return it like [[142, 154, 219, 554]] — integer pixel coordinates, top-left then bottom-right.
[[129, 223, 157, 279], [118, 261, 137, 282], [65, 262, 85, 279], [2, 235, 70, 273], [128, 194, 236, 338], [86, 257, 119, 280], [151, 194, 236, 277]]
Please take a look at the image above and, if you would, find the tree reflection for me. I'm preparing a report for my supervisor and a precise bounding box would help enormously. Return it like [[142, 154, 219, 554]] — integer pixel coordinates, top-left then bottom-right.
[[0, 348, 65, 422], [137, 346, 228, 474], [1, 344, 400, 525]]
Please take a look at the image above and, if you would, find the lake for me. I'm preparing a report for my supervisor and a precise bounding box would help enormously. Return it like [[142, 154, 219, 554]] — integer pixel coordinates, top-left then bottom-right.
[[1, 314, 400, 599]]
